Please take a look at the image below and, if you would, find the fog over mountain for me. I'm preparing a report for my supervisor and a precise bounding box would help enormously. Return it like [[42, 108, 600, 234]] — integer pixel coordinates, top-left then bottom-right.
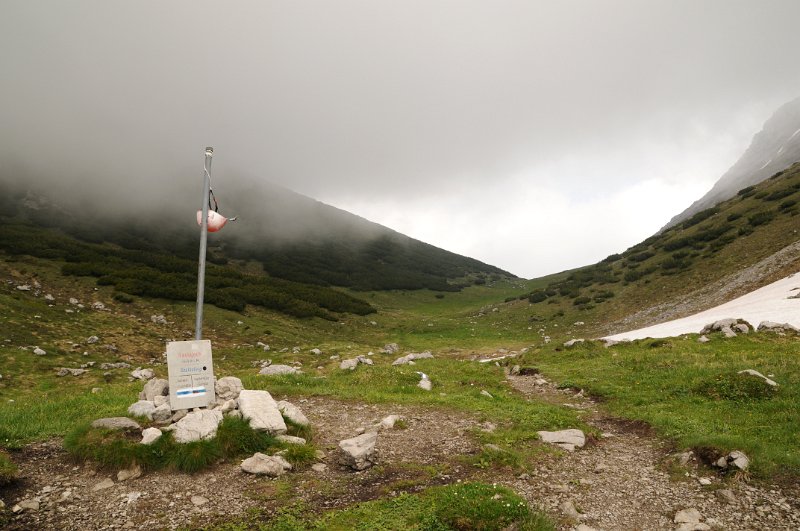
[[664, 97, 800, 230], [2, 1, 800, 277]]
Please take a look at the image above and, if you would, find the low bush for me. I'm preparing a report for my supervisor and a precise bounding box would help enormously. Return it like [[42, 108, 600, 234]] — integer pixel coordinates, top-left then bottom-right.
[[748, 210, 776, 227], [695, 372, 778, 401]]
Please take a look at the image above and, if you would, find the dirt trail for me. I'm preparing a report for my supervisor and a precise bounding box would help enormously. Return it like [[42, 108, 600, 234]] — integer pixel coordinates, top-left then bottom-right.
[[507, 374, 800, 530]]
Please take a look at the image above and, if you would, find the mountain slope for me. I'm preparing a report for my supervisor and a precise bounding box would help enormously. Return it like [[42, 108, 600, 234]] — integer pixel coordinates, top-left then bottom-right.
[[513, 162, 800, 335], [664, 96, 800, 230]]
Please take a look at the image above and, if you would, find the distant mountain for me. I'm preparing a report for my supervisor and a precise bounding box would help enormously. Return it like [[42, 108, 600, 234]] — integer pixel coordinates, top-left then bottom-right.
[[0, 179, 513, 315], [663, 97, 800, 230]]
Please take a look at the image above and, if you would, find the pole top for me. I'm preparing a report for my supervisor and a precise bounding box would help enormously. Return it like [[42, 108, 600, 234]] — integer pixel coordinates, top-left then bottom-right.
[[205, 147, 214, 157]]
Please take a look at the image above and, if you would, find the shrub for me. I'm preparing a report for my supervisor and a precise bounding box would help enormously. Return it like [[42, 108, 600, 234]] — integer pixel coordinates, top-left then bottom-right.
[[726, 213, 742, 222], [681, 207, 719, 229], [748, 210, 776, 227], [764, 188, 794, 201], [780, 199, 797, 211], [528, 291, 548, 303], [737, 185, 756, 197], [113, 292, 134, 303], [754, 191, 768, 199], [573, 296, 591, 306], [628, 251, 655, 263]]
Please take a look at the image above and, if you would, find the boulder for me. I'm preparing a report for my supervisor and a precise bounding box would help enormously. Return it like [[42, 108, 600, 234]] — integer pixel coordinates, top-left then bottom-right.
[[238, 390, 287, 434], [537, 429, 586, 452], [139, 378, 169, 401], [140, 427, 163, 445], [172, 410, 223, 443], [258, 364, 299, 376], [240, 452, 292, 476], [215, 376, 243, 401], [737, 369, 778, 387], [276, 400, 310, 426], [340, 355, 373, 370], [338, 432, 378, 470], [757, 321, 800, 334], [417, 373, 432, 391], [127, 401, 156, 420], [91, 417, 141, 431], [392, 351, 433, 365]]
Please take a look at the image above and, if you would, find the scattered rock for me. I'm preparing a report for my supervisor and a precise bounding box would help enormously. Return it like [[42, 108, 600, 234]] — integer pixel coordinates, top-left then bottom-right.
[[238, 390, 287, 434], [240, 453, 292, 476], [44, 293, 55, 301], [172, 410, 223, 443], [737, 369, 778, 387], [152, 403, 172, 423], [256, 342, 270, 351], [509, 365, 521, 376], [276, 400, 310, 426], [309, 348, 322, 355], [130, 368, 155, 381], [537, 429, 586, 452], [127, 401, 156, 420], [676, 451, 694, 466], [339, 355, 373, 370], [140, 427, 163, 445], [416, 372, 432, 391], [92, 302, 106, 310], [714, 450, 750, 471], [150, 314, 168, 325], [560, 499, 581, 519], [16, 284, 31, 291], [674, 507, 702, 524], [258, 364, 299, 376], [117, 465, 142, 482], [33, 347, 47, 356], [91, 417, 142, 431], [92, 478, 115, 491], [697, 335, 710, 343], [392, 351, 434, 365], [338, 432, 378, 471], [154, 395, 170, 408], [56, 367, 88, 377], [564, 339, 584, 347], [377, 414, 403, 430], [215, 376, 243, 401], [191, 495, 209, 506], [311, 463, 327, 472], [698, 477, 712, 486], [700, 318, 753, 339], [715, 489, 736, 504], [87, 335, 100, 344], [69, 297, 79, 305], [381, 343, 400, 354], [480, 390, 493, 398], [100, 362, 131, 370]]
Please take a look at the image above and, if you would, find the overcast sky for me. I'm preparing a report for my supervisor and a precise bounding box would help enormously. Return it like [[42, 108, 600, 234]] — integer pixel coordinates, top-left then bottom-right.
[[2, 1, 800, 278]]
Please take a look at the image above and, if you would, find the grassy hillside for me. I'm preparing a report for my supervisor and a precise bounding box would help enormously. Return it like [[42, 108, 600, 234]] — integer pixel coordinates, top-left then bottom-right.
[[507, 161, 800, 335]]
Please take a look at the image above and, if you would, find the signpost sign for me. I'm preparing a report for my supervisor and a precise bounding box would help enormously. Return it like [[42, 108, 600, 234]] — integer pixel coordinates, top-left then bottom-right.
[[167, 339, 216, 410]]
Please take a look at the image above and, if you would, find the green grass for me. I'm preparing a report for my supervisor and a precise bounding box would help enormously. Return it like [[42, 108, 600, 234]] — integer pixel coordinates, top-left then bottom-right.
[[63, 416, 315, 474], [523, 334, 800, 478], [207, 482, 553, 530], [0, 450, 17, 485]]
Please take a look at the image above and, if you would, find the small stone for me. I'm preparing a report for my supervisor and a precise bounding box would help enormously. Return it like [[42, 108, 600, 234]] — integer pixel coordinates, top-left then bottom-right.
[[480, 390, 493, 398], [716, 489, 736, 504], [276, 435, 307, 445], [697, 335, 710, 343], [117, 465, 142, 482], [92, 478, 115, 491], [338, 432, 378, 470], [560, 500, 580, 519], [737, 369, 778, 387], [17, 499, 40, 512], [537, 429, 586, 451], [33, 347, 47, 356], [130, 368, 155, 381], [674, 508, 702, 524], [310, 348, 322, 355], [87, 335, 100, 344], [698, 477, 712, 486], [140, 427, 162, 445], [377, 414, 402, 430], [191, 495, 209, 506], [240, 452, 292, 476], [276, 401, 310, 426], [258, 364, 299, 376], [311, 463, 327, 472]]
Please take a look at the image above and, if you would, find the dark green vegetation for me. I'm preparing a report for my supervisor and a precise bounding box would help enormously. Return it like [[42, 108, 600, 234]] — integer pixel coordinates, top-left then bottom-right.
[[64, 416, 315, 474], [515, 162, 800, 326], [0, 452, 17, 485], [211, 482, 553, 531], [524, 333, 800, 478]]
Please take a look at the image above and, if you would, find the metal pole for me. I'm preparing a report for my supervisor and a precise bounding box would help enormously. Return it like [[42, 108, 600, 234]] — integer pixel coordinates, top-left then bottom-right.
[[195, 147, 213, 340]]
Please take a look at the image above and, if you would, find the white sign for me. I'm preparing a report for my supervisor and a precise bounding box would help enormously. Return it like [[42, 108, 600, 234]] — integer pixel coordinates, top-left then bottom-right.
[[166, 340, 216, 410]]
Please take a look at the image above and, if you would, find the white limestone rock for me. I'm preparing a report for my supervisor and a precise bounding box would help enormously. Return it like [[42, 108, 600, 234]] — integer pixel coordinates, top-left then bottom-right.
[[537, 429, 586, 452], [172, 410, 223, 443], [127, 400, 156, 420], [338, 432, 378, 470], [215, 376, 243, 401], [92, 417, 141, 431], [139, 378, 169, 401], [238, 390, 287, 434], [240, 452, 292, 476], [276, 400, 310, 426], [140, 427, 163, 445], [258, 364, 299, 376]]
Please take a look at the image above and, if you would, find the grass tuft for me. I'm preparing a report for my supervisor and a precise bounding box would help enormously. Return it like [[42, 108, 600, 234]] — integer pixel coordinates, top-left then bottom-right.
[[0, 450, 17, 485]]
